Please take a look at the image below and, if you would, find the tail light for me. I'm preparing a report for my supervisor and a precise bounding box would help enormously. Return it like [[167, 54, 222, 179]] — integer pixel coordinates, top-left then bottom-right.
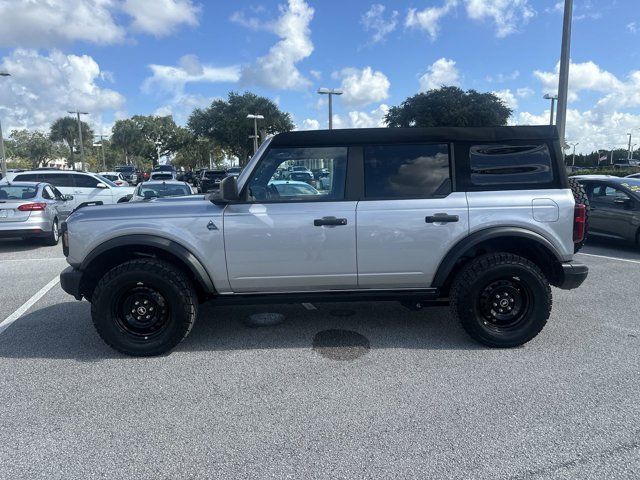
[[116, 180, 124, 186], [573, 204, 586, 243], [18, 202, 47, 211]]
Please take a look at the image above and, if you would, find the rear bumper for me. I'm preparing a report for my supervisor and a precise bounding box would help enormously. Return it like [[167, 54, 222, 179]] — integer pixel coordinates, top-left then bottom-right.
[[558, 262, 589, 290], [60, 266, 83, 300], [0, 225, 49, 238]]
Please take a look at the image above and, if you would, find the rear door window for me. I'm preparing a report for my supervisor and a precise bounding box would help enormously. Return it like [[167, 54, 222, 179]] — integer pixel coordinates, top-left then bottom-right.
[[40, 173, 75, 187], [73, 174, 101, 188], [469, 144, 554, 187], [363, 144, 451, 199]]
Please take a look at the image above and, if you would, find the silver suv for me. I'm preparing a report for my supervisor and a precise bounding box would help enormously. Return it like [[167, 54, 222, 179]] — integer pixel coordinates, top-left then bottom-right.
[[60, 126, 588, 356]]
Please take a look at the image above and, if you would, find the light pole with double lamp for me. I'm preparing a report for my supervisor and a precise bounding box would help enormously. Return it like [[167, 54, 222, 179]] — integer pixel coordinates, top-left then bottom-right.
[[0, 71, 11, 179], [246, 114, 264, 155], [317, 88, 343, 130], [68, 110, 89, 170]]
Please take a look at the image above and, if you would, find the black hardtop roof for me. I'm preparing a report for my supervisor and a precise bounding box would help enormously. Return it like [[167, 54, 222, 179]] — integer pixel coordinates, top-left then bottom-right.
[[270, 125, 559, 147]]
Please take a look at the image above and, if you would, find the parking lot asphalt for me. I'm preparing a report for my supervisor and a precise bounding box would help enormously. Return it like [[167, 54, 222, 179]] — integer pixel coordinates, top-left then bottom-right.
[[0, 238, 639, 479]]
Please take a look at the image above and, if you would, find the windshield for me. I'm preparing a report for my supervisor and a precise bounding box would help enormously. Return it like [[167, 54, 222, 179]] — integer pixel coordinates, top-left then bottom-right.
[[151, 173, 173, 180], [0, 185, 38, 200], [96, 175, 119, 187], [237, 137, 272, 190], [115, 166, 134, 172], [101, 174, 118, 181], [136, 184, 191, 199]]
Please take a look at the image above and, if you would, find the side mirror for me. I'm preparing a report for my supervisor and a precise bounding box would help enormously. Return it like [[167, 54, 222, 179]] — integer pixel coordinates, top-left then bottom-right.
[[96, 182, 109, 189], [63, 194, 74, 201], [218, 176, 239, 202]]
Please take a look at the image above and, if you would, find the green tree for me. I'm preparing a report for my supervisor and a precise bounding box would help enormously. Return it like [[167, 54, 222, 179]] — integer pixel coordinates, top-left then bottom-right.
[[8, 129, 53, 169], [111, 119, 146, 166], [172, 131, 227, 170], [49, 116, 93, 167], [188, 91, 294, 166], [130, 115, 183, 167], [385, 86, 512, 128]]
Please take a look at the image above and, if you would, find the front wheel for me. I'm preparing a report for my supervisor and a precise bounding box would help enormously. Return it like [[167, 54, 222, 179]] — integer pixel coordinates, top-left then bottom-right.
[[91, 259, 198, 356], [450, 253, 552, 348]]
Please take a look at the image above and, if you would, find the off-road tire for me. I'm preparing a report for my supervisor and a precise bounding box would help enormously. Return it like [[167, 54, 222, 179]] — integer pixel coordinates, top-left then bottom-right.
[[91, 259, 198, 356], [43, 218, 59, 246], [569, 177, 590, 252], [450, 253, 552, 348]]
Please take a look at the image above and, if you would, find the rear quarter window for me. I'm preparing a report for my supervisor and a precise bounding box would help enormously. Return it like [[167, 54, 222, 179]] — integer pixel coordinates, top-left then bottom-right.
[[469, 144, 554, 187]]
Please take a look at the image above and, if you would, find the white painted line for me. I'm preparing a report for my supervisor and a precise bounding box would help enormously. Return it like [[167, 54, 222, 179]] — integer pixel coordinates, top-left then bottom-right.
[[578, 252, 640, 265], [0, 276, 60, 335], [302, 303, 317, 310], [0, 257, 66, 264]]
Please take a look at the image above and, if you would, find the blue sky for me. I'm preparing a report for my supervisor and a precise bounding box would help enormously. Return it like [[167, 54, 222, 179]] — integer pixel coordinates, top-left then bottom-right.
[[0, 0, 639, 153]]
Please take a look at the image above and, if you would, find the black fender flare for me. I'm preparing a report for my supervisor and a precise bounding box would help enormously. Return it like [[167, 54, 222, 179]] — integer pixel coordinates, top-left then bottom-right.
[[432, 227, 564, 288], [80, 234, 215, 293]]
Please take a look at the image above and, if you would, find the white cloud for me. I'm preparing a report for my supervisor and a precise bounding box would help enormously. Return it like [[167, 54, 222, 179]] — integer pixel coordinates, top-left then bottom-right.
[[493, 89, 518, 110], [0, 0, 125, 47], [0, 49, 125, 132], [517, 108, 640, 154], [405, 0, 458, 40], [123, 0, 200, 36], [153, 93, 217, 125], [142, 54, 240, 95], [332, 104, 390, 130], [361, 4, 399, 44], [628, 22, 638, 34], [419, 58, 460, 91], [299, 118, 320, 130], [0, 0, 200, 47], [465, 0, 535, 37], [516, 87, 535, 98], [240, 0, 314, 90], [486, 70, 520, 83], [534, 60, 624, 103], [333, 67, 390, 108]]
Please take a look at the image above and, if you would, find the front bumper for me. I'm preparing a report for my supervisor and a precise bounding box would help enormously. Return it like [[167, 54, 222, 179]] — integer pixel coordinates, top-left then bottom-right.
[[60, 266, 83, 300], [558, 262, 588, 290]]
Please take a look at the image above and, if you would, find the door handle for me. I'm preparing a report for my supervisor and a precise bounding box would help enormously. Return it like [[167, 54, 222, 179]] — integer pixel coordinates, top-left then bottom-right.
[[425, 214, 459, 223], [314, 217, 348, 226]]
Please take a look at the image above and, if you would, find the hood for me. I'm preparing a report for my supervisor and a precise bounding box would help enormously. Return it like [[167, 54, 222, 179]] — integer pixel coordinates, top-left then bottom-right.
[[66, 196, 221, 224]]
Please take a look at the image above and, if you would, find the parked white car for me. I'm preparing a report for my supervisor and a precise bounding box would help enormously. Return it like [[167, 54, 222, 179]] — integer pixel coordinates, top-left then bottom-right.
[[149, 171, 177, 181], [98, 172, 130, 187], [5, 170, 134, 210]]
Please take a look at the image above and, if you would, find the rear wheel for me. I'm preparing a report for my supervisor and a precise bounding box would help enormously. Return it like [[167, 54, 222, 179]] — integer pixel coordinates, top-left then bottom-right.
[[569, 177, 590, 252], [91, 259, 198, 356], [450, 253, 552, 348], [43, 218, 59, 246]]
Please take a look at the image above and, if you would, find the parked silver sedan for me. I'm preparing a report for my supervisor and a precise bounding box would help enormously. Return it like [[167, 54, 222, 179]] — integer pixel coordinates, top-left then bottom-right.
[[0, 182, 73, 245]]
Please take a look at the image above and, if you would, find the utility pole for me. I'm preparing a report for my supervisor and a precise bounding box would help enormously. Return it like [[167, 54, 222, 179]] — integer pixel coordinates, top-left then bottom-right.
[[246, 114, 264, 154], [543, 93, 558, 125], [317, 88, 343, 130], [0, 71, 10, 179], [155, 141, 162, 168], [556, 0, 574, 149], [628, 133, 633, 161], [68, 110, 88, 170]]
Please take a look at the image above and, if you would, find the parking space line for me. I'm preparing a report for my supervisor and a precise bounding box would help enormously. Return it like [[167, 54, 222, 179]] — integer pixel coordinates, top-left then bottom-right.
[[578, 252, 640, 265], [0, 258, 66, 264], [302, 303, 317, 310], [0, 276, 60, 336]]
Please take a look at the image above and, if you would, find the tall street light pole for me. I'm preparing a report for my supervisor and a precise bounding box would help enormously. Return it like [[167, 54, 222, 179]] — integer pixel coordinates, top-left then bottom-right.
[[569, 142, 579, 166], [94, 134, 108, 170], [246, 114, 264, 155], [543, 93, 558, 125], [68, 110, 88, 170], [556, 0, 574, 149], [317, 88, 343, 130], [0, 71, 11, 179]]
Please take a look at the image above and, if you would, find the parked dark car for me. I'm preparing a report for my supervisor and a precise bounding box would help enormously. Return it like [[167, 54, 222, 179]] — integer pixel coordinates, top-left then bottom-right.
[[199, 170, 227, 193], [573, 175, 640, 245], [115, 165, 136, 183]]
